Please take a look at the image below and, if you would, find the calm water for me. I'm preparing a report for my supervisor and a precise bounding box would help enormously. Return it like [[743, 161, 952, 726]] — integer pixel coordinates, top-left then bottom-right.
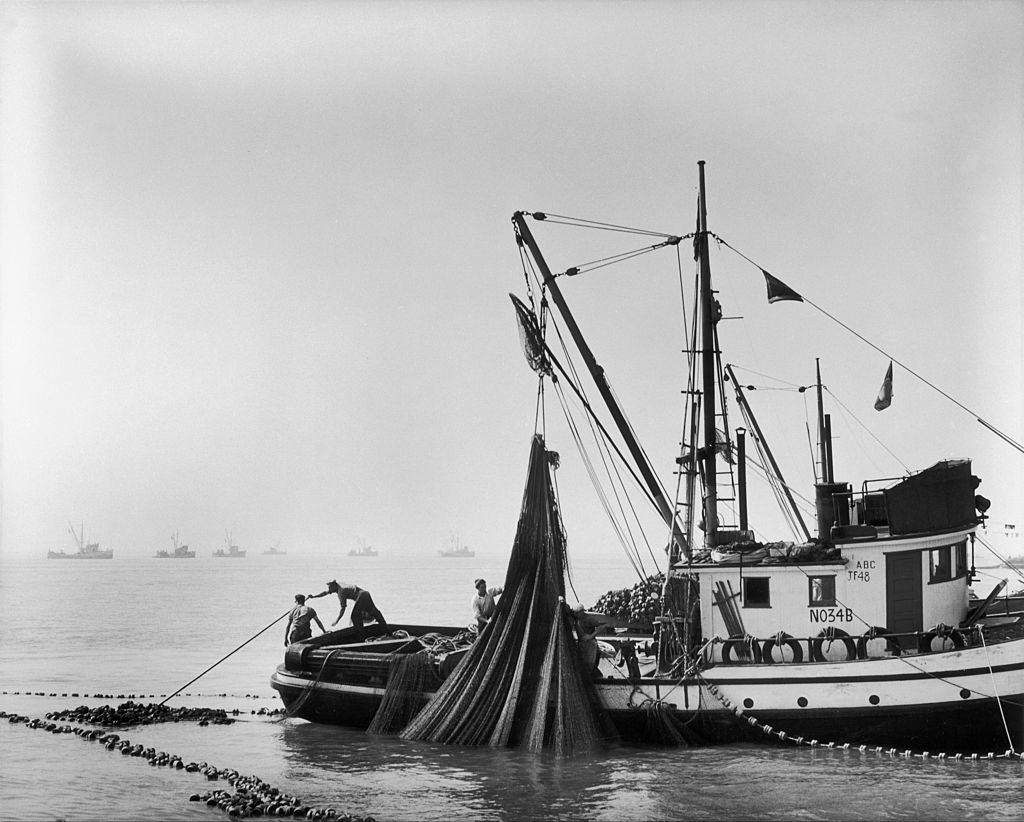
[[1, 552, 1021, 821]]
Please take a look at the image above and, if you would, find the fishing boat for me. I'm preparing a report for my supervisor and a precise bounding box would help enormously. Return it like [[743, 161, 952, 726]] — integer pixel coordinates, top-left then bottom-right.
[[48, 522, 113, 559], [263, 542, 286, 556], [213, 532, 246, 558], [438, 535, 474, 558], [155, 531, 195, 559], [348, 540, 378, 557], [272, 164, 1024, 753]]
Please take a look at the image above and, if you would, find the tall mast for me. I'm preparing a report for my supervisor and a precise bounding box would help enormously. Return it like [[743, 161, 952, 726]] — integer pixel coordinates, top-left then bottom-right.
[[513, 211, 690, 560], [697, 161, 718, 549], [726, 365, 812, 542], [815, 358, 829, 482]]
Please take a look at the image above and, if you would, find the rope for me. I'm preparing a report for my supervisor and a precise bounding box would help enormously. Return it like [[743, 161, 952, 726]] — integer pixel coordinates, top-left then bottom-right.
[[716, 235, 1024, 456], [978, 626, 1017, 753], [159, 609, 292, 707], [698, 672, 1024, 761], [276, 649, 341, 721]]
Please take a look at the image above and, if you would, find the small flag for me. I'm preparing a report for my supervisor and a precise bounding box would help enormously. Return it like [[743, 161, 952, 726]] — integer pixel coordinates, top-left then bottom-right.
[[762, 270, 803, 303], [874, 361, 893, 411]]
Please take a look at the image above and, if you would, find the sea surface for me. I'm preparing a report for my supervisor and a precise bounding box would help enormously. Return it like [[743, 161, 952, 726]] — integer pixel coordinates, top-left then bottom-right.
[[1, 551, 1022, 822]]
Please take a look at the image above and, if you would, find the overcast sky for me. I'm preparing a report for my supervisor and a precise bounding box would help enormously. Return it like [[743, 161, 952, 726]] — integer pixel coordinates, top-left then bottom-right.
[[1, 1, 1021, 567]]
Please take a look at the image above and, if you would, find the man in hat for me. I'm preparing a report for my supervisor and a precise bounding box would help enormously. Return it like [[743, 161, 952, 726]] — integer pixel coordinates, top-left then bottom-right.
[[284, 594, 326, 646], [559, 596, 605, 678], [307, 580, 386, 632], [471, 578, 503, 634]]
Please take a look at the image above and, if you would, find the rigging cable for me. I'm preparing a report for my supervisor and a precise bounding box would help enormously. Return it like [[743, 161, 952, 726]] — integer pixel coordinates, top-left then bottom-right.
[[515, 227, 657, 585], [715, 235, 1024, 457], [547, 317, 657, 581]]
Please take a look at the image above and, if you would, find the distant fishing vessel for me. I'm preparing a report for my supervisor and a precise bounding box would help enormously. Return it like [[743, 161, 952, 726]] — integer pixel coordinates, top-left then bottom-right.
[[263, 542, 286, 556], [213, 532, 246, 558], [348, 540, 378, 557], [155, 531, 195, 559], [438, 535, 474, 558], [48, 522, 112, 560]]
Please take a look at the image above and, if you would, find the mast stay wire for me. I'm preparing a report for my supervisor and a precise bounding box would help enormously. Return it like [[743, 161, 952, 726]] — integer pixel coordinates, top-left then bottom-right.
[[516, 230, 660, 585], [518, 218, 674, 577], [726, 362, 912, 480], [715, 235, 1024, 457], [529, 211, 684, 239], [546, 310, 661, 580], [550, 377, 650, 584]]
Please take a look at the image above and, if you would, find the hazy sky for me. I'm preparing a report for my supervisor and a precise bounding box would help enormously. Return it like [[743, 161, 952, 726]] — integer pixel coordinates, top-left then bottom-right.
[[1, 1, 1021, 569]]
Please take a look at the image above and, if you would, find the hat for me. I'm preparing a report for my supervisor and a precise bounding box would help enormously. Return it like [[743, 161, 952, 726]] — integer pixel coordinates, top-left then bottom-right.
[[325, 579, 339, 591], [572, 603, 585, 614], [474, 578, 485, 586]]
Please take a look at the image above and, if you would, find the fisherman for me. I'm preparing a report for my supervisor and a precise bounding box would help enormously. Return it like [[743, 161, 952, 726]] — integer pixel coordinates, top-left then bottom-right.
[[284, 594, 326, 646], [471, 578, 503, 634], [559, 596, 605, 678], [307, 579, 387, 631]]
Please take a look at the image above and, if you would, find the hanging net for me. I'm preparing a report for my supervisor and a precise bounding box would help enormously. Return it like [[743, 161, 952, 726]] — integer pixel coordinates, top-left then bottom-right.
[[367, 650, 438, 736], [400, 434, 614, 754]]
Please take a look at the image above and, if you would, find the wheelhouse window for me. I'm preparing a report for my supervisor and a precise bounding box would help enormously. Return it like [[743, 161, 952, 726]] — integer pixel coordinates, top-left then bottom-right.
[[808, 575, 836, 607], [743, 577, 771, 608], [929, 545, 952, 582], [954, 540, 968, 578]]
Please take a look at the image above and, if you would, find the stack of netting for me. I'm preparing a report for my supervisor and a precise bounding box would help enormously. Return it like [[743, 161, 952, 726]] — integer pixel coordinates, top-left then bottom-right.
[[366, 650, 437, 735], [400, 435, 614, 755]]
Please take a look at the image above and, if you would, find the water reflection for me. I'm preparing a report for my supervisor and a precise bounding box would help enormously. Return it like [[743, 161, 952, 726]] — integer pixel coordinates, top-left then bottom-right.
[[275, 723, 1024, 822], [277, 721, 677, 820]]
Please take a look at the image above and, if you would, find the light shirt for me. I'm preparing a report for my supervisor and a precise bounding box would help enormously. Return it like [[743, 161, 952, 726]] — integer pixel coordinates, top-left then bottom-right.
[[472, 587, 503, 623]]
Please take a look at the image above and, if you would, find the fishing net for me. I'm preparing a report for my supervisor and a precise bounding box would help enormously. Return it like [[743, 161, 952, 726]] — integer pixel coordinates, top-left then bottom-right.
[[400, 434, 613, 754], [367, 650, 438, 736], [639, 699, 706, 746]]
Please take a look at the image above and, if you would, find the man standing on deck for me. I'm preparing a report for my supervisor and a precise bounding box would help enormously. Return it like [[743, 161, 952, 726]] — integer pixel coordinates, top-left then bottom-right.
[[471, 578, 503, 633], [307, 580, 387, 630], [284, 594, 326, 646]]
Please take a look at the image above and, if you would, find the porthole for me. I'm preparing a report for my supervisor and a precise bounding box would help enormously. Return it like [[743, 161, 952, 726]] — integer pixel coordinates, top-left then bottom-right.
[[959, 689, 971, 700], [797, 697, 808, 707], [743, 698, 754, 709], [868, 694, 880, 705]]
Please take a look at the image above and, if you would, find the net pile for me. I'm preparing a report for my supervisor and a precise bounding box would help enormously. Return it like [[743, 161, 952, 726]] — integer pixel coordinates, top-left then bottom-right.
[[366, 650, 438, 736], [400, 434, 613, 755]]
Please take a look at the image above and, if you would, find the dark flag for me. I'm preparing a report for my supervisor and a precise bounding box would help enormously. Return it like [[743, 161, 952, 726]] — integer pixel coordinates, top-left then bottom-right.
[[874, 361, 894, 411], [762, 270, 803, 303]]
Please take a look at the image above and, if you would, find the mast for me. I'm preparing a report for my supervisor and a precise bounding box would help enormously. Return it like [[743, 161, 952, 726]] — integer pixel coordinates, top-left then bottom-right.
[[513, 211, 690, 560], [726, 365, 812, 542], [815, 359, 829, 482], [697, 161, 719, 549]]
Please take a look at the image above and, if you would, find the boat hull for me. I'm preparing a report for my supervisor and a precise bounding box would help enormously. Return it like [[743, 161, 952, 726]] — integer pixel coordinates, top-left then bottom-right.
[[270, 624, 1024, 752], [47, 551, 113, 559]]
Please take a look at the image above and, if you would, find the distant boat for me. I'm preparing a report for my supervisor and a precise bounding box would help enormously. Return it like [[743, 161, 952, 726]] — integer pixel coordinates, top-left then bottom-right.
[[156, 531, 195, 559], [438, 535, 474, 558], [263, 542, 286, 556], [214, 531, 246, 558], [348, 540, 378, 557], [48, 521, 113, 560]]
